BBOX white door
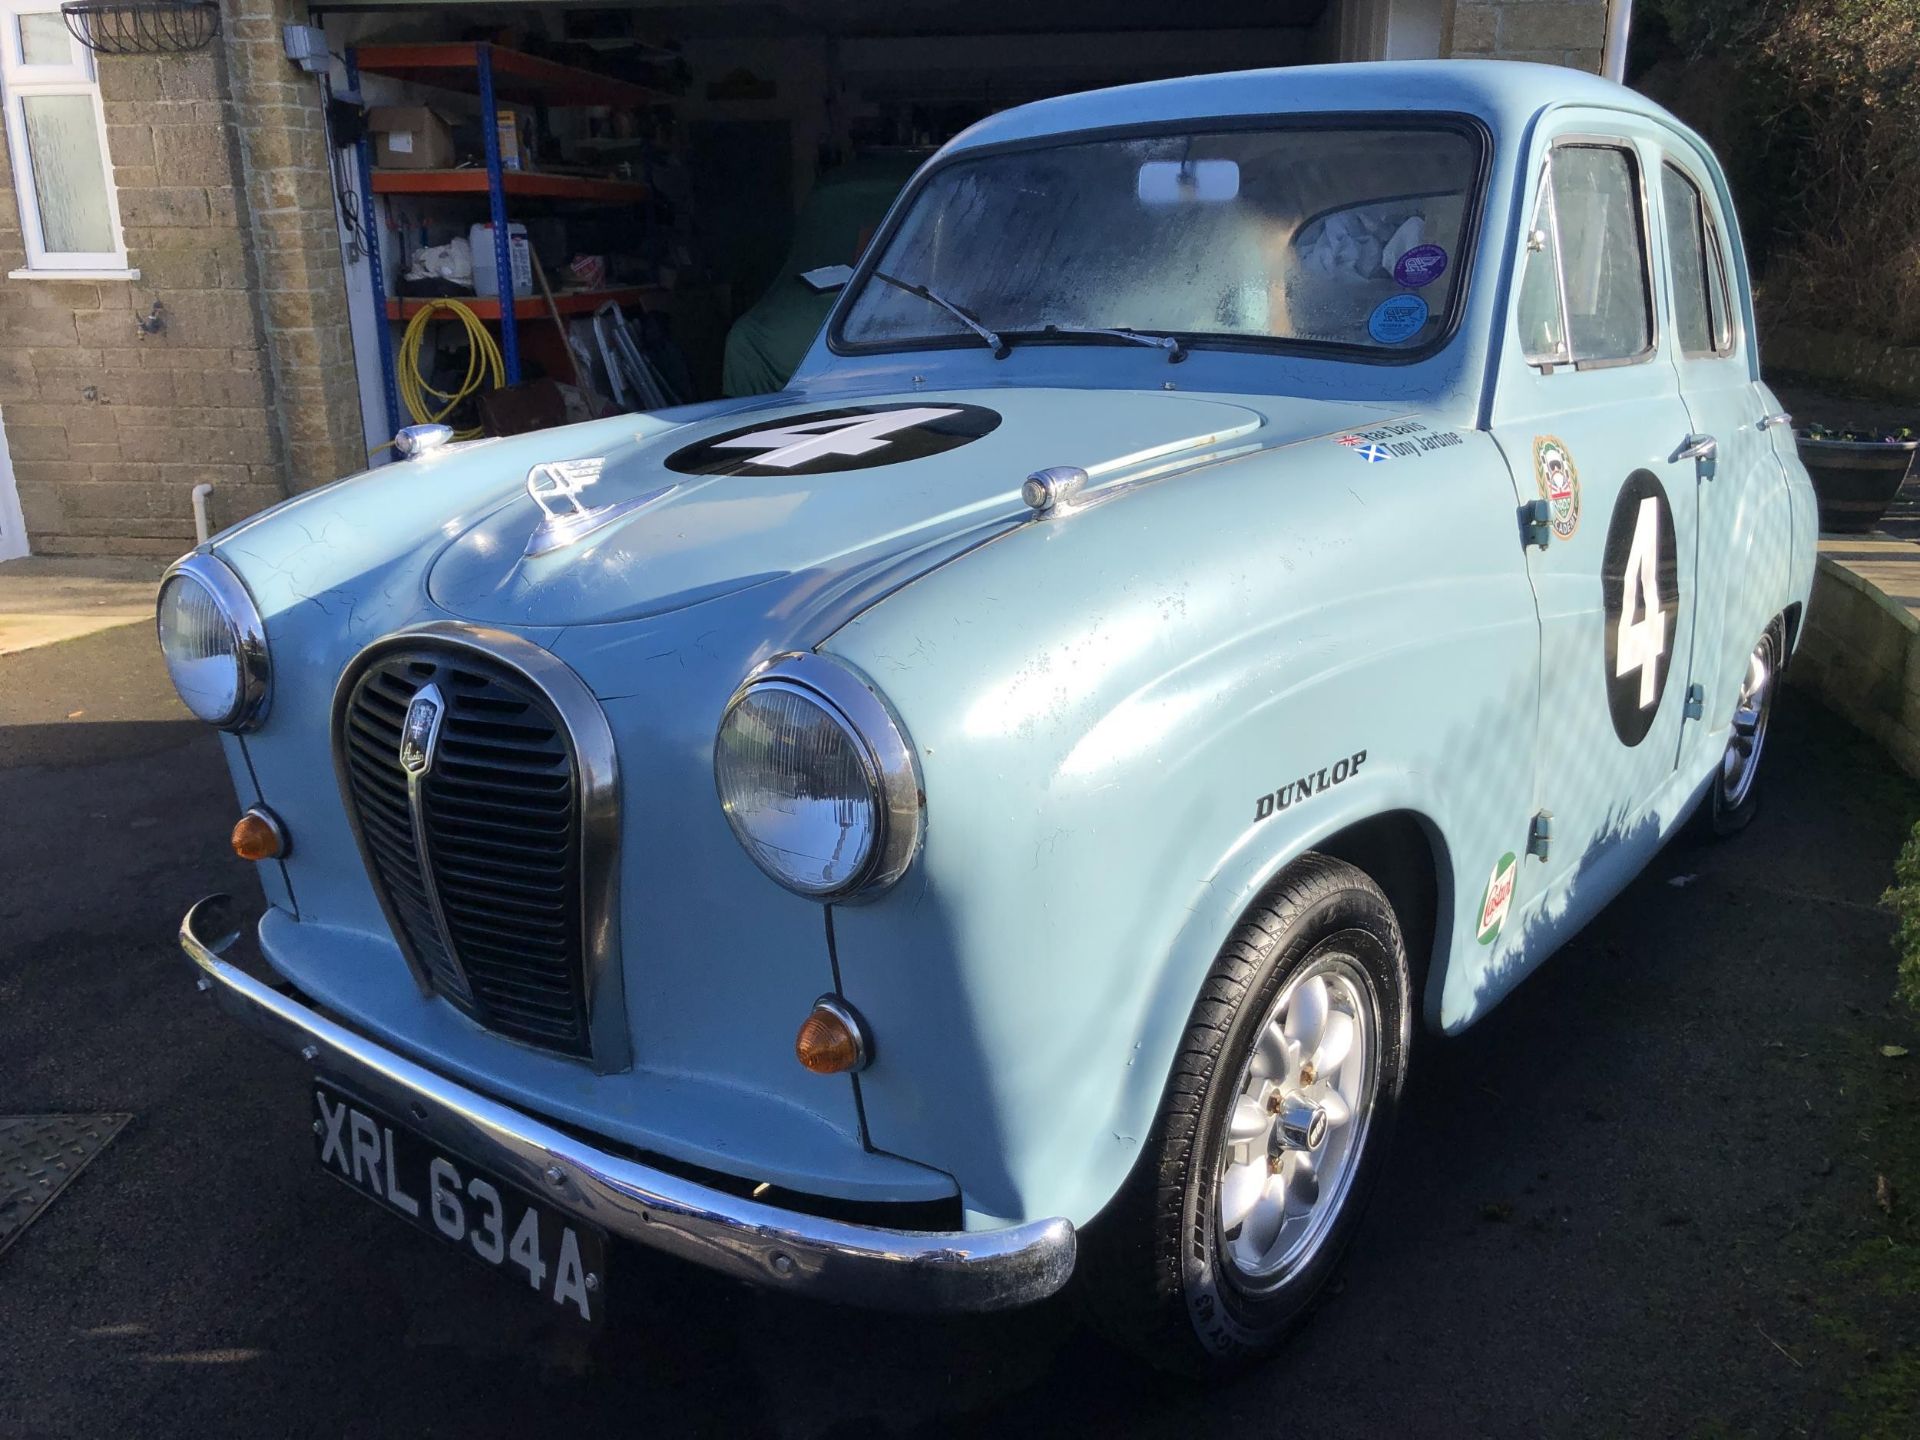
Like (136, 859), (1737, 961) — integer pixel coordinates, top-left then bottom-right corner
(0, 410), (28, 560)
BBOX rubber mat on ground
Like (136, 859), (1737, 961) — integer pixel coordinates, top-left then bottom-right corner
(0, 1114), (131, 1259)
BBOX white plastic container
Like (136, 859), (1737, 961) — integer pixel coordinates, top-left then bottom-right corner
(469, 222), (532, 299)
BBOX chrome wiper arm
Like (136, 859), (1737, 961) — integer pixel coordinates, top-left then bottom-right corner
(872, 271), (1010, 358)
(1023, 324), (1188, 363)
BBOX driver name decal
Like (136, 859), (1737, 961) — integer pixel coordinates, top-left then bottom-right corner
(1334, 421), (1462, 462)
(666, 402), (1002, 476)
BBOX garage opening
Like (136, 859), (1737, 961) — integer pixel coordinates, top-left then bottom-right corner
(310, 0), (1356, 454)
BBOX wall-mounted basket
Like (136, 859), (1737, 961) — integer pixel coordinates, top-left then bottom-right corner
(60, 0), (220, 56)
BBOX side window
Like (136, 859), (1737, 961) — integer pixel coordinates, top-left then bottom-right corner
(1517, 176), (1568, 365)
(1661, 165), (1714, 354)
(1661, 162), (1735, 357)
(1702, 212), (1735, 355)
(1519, 142), (1654, 369)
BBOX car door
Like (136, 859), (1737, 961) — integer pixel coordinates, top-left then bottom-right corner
(1489, 116), (1703, 940)
(1654, 148), (1795, 765)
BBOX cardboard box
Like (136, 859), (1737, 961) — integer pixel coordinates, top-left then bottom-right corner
(495, 109), (529, 171)
(367, 106), (455, 170)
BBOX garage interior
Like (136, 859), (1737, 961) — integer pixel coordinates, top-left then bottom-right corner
(309, 1), (1347, 456)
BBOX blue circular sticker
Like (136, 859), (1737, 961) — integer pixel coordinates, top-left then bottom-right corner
(1392, 243), (1449, 288)
(1368, 293), (1430, 345)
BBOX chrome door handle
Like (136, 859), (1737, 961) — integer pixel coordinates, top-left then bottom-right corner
(1757, 411), (1793, 431)
(1672, 433), (1718, 463)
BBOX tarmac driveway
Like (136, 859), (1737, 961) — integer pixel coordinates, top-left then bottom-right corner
(2, 624), (1916, 1438)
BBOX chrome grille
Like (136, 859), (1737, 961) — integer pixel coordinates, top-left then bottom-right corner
(337, 646), (591, 1056)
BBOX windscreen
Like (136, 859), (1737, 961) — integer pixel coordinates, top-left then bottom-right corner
(837, 123), (1482, 357)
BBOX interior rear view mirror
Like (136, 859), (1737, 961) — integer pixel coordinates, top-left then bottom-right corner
(1137, 159), (1240, 205)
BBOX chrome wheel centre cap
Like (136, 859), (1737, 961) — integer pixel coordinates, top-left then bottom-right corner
(1275, 1095), (1328, 1153)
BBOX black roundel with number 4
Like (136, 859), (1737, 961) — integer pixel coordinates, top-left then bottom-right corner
(664, 403), (1002, 476)
(1601, 471), (1681, 747)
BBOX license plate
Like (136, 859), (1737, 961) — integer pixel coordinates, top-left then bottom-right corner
(311, 1081), (606, 1325)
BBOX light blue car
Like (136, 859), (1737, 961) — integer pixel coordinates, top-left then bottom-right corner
(163, 60), (1815, 1374)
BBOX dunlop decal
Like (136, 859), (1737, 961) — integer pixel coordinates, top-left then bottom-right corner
(1253, 749), (1368, 823)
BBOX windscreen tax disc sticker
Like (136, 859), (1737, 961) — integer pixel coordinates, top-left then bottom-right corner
(1368, 294), (1429, 345)
(665, 402), (1001, 476)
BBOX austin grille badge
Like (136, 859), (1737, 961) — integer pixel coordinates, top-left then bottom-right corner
(398, 684), (444, 776)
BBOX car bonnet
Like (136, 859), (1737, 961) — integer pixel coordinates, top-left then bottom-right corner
(425, 388), (1275, 628)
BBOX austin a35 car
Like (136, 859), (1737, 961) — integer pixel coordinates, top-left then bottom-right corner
(163, 61), (1815, 1372)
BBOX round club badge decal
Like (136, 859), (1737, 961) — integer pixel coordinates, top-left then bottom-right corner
(1392, 243), (1449, 289)
(665, 402), (1001, 476)
(1533, 435), (1580, 540)
(1367, 293), (1429, 345)
(1602, 471), (1680, 747)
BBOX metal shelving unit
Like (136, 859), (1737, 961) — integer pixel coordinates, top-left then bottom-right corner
(347, 42), (667, 439)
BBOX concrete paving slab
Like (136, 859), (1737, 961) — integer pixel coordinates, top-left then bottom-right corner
(0, 556), (161, 657)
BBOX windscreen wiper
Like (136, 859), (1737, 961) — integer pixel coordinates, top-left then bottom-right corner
(1013, 324), (1189, 363)
(872, 271), (1010, 358)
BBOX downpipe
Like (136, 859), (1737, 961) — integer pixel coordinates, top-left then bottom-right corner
(191, 483), (213, 544)
(1602, 0), (1634, 83)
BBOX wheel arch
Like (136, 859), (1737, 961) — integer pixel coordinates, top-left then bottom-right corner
(1313, 809), (1448, 1028)
(1780, 599), (1804, 664)
(1097, 792), (1459, 1223)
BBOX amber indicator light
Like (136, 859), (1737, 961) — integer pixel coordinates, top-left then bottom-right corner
(795, 999), (867, 1074)
(231, 808), (285, 861)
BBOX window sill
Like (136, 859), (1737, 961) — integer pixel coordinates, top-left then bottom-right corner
(8, 266), (140, 282)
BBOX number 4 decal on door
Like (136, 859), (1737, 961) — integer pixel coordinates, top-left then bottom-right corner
(1601, 471), (1680, 747)
(1615, 496), (1668, 708)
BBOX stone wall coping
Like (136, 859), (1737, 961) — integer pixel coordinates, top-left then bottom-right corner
(1816, 539), (1920, 635)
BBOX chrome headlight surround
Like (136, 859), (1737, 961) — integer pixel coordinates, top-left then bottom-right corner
(714, 651), (923, 902)
(155, 552), (270, 731)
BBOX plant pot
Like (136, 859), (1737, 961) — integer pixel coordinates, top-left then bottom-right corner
(1795, 435), (1919, 533)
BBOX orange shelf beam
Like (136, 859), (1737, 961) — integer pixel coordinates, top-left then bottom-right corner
(352, 43), (668, 109)
(371, 169), (649, 203)
(385, 287), (667, 321)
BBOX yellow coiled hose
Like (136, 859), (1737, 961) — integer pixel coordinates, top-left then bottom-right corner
(398, 299), (504, 440)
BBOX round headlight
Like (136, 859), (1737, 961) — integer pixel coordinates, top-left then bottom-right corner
(156, 554), (269, 730)
(714, 653), (921, 900)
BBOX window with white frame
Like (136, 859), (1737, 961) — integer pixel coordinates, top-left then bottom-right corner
(0, 4), (129, 274)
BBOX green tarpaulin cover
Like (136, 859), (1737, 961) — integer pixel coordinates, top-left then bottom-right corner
(722, 156), (920, 397)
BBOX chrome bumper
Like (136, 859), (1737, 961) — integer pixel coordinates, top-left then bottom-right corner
(180, 896), (1075, 1313)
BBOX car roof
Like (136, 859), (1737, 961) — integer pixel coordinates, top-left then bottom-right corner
(941, 60), (1683, 155)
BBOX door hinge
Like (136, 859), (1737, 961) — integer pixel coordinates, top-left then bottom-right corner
(1521, 498), (1553, 550)
(1527, 810), (1553, 860)
(1684, 682), (1705, 720)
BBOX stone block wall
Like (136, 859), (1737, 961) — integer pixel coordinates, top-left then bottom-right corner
(1444, 0), (1609, 72)
(0, 3), (362, 560)
(1791, 549), (1920, 782)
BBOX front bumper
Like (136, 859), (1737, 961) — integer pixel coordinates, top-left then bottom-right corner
(181, 896), (1075, 1312)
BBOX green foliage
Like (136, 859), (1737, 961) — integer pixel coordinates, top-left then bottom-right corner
(1634, 0), (1920, 344)
(1883, 822), (1920, 1012)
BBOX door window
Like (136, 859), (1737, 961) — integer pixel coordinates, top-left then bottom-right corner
(1661, 163), (1734, 357)
(1517, 143), (1655, 368)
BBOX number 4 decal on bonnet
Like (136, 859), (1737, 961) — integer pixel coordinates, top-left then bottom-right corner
(665, 402), (1002, 476)
(1601, 471), (1680, 746)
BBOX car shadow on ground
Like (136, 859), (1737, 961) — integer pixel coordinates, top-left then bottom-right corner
(4, 630), (1918, 1439)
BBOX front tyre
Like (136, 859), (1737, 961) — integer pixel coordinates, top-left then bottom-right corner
(1080, 855), (1410, 1375)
